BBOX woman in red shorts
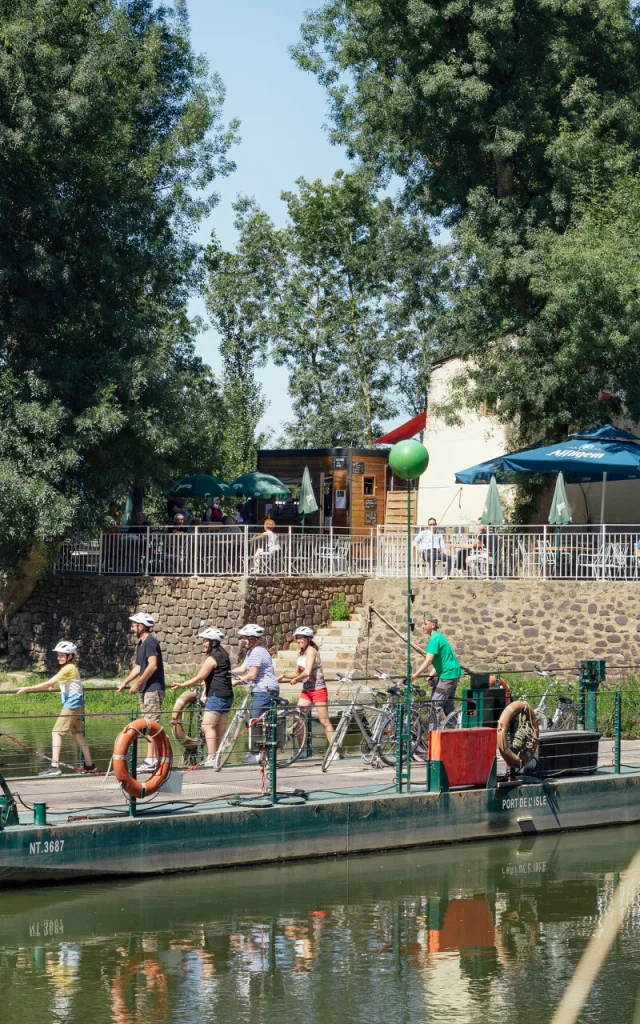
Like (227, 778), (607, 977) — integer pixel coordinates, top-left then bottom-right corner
(279, 626), (335, 750)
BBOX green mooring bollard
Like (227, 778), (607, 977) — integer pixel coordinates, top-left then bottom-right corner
(580, 659), (605, 733)
(614, 690), (622, 774)
(33, 802), (47, 826)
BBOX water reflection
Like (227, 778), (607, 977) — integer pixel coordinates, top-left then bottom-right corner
(1, 827), (639, 1024)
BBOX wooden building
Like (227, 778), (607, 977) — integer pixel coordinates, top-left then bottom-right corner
(257, 447), (391, 531)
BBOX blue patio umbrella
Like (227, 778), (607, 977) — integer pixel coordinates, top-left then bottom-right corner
(455, 426), (640, 522)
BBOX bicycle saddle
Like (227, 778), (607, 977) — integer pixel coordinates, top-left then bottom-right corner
(557, 695), (572, 704)
(387, 686), (403, 696)
(412, 686), (426, 696)
(272, 696), (289, 707)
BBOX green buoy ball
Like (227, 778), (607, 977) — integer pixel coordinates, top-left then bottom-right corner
(388, 439), (429, 481)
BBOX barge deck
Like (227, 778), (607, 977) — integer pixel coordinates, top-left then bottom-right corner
(1, 745), (639, 885)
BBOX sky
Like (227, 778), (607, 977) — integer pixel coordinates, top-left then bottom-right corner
(186, 0), (350, 439)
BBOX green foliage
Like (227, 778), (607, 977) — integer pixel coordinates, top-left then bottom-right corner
(294, 0), (640, 447)
(204, 175), (442, 448)
(329, 594), (351, 621)
(0, 0), (238, 572)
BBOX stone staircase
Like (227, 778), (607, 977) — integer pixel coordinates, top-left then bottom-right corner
(272, 610), (363, 696)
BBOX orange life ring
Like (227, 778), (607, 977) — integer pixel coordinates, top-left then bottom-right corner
(170, 689), (199, 752)
(496, 701), (539, 770)
(113, 719), (172, 798)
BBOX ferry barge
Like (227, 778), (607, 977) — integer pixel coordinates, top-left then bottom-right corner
(1, 756), (639, 886)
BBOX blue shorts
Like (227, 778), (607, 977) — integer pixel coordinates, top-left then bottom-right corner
(204, 694), (233, 714)
(251, 690), (277, 716)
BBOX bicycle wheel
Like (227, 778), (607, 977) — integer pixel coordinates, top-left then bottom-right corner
(277, 709), (308, 766)
(413, 702), (438, 760)
(554, 705), (579, 731)
(322, 714), (349, 772)
(213, 712), (246, 770)
(442, 708), (462, 730)
(378, 709), (422, 767)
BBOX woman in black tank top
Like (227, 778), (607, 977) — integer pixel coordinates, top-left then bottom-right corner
(170, 627), (233, 766)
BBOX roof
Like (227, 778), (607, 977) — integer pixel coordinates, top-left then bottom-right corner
(258, 447), (388, 459)
(374, 411), (427, 445)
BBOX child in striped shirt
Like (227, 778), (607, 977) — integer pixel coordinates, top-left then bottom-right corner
(17, 641), (96, 777)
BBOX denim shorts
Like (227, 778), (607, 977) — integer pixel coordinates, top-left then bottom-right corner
(251, 690), (277, 716)
(205, 694), (233, 714)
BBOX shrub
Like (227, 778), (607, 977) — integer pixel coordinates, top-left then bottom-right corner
(329, 595), (350, 621)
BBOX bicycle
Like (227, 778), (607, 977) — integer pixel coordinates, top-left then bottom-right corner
(213, 683), (308, 770)
(530, 666), (580, 731)
(321, 675), (423, 772)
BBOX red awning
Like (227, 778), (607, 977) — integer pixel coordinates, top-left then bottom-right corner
(374, 410), (427, 445)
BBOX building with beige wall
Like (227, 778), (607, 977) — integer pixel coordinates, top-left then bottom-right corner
(417, 358), (640, 526)
(417, 358), (514, 526)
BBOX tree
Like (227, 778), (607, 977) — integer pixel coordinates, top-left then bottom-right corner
(0, 0), (237, 579)
(204, 198), (276, 479)
(294, 1), (640, 442)
(272, 171), (398, 446)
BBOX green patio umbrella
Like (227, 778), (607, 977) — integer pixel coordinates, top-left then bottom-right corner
(171, 474), (231, 498)
(228, 472), (291, 499)
(480, 475), (506, 525)
(298, 465), (318, 533)
(548, 471), (572, 525)
(548, 471), (572, 573)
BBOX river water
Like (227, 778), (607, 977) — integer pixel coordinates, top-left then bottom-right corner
(1, 826), (639, 1024)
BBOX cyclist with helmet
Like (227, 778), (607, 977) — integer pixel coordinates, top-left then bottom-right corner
(278, 627), (335, 748)
(235, 624), (280, 761)
(16, 641), (97, 777)
(118, 612), (165, 772)
(170, 628), (233, 766)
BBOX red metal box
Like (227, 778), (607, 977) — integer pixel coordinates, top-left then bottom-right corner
(428, 727), (497, 787)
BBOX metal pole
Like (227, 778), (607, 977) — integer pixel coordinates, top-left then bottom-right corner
(269, 703), (277, 804)
(128, 720), (137, 818)
(288, 525), (292, 577)
(395, 702), (404, 795)
(600, 471), (607, 524)
(243, 526), (249, 578)
(99, 531), (104, 575)
(144, 524), (150, 576)
(614, 690), (621, 774)
(405, 484), (412, 792)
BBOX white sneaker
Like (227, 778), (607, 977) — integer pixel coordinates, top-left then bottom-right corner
(136, 759), (157, 773)
(243, 753), (259, 764)
(204, 755), (217, 768)
(326, 749), (341, 764)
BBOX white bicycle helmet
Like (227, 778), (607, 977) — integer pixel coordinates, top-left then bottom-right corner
(293, 626), (315, 638)
(52, 641), (78, 655)
(129, 612), (156, 630)
(199, 627), (225, 643)
(238, 623), (264, 638)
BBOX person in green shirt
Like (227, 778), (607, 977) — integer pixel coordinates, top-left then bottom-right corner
(410, 613), (462, 720)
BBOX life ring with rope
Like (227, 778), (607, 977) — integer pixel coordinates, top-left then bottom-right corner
(170, 689), (200, 752)
(113, 719), (172, 798)
(496, 701), (539, 770)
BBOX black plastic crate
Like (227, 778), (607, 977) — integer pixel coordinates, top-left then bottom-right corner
(532, 730), (601, 777)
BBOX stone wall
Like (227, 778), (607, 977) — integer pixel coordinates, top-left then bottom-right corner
(356, 578), (640, 678)
(6, 575), (364, 676)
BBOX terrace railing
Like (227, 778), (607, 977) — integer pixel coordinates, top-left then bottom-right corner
(54, 524), (640, 580)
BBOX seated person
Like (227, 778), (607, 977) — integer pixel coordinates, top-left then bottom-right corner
(250, 518), (280, 571)
(456, 520), (487, 571)
(413, 518), (452, 577)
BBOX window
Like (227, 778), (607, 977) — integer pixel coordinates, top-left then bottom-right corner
(364, 477), (375, 495)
